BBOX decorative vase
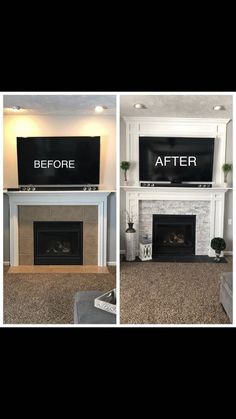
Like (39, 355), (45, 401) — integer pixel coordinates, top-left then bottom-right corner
(126, 222), (135, 233)
(125, 223), (136, 261)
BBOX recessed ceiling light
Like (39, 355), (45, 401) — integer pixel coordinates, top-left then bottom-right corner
(213, 105), (225, 111)
(95, 105), (107, 113)
(12, 106), (23, 111)
(133, 103), (146, 109)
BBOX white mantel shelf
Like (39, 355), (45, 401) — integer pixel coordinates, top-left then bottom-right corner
(7, 190), (113, 267)
(5, 188), (115, 195)
(121, 186), (232, 192)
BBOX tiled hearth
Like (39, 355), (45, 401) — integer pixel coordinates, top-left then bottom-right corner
(7, 191), (110, 268)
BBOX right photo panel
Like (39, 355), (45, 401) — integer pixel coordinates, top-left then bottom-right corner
(120, 94), (233, 325)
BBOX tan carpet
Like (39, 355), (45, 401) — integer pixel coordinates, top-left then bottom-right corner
(120, 259), (232, 324)
(4, 266), (116, 324)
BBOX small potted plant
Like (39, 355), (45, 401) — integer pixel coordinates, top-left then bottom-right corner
(222, 163), (232, 187)
(120, 161), (131, 185)
(210, 237), (226, 262)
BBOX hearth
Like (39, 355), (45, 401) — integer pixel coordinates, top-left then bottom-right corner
(152, 215), (196, 256)
(34, 221), (83, 265)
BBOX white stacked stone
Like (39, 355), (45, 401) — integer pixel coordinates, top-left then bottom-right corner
(139, 200), (211, 255)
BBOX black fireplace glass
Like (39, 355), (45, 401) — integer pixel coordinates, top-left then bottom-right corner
(153, 215), (196, 256)
(34, 221), (83, 265)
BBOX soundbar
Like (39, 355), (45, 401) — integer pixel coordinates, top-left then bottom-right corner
(7, 186), (99, 191)
(140, 183), (212, 188)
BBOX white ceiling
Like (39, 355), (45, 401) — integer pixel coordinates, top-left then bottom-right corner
(3, 95), (116, 116)
(120, 95), (233, 118)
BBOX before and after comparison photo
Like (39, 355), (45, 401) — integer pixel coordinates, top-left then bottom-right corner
(1, 93), (234, 327)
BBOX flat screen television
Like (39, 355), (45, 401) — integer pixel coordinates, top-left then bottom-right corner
(139, 137), (215, 183)
(17, 136), (100, 186)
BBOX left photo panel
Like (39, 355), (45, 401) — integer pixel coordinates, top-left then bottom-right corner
(3, 95), (117, 325)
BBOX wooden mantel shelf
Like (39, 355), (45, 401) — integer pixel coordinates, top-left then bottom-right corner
(8, 265), (109, 274)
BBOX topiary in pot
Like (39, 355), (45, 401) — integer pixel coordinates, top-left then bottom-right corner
(120, 161), (131, 183)
(210, 237), (226, 262)
(222, 163), (232, 185)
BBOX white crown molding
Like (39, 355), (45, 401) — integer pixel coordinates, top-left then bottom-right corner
(123, 117), (231, 124)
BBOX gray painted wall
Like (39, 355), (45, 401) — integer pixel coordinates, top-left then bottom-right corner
(3, 192), (116, 263)
(107, 192), (116, 262)
(223, 120), (233, 251)
(3, 194), (10, 261)
(120, 118), (126, 250)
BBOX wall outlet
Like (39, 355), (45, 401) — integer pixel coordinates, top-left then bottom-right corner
(228, 219), (232, 225)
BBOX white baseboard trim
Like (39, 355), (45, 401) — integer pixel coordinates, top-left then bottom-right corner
(120, 250), (125, 255)
(107, 261), (116, 266)
(4, 261), (10, 266)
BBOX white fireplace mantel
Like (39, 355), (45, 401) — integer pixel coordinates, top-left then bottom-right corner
(7, 190), (112, 267)
(124, 187), (229, 257)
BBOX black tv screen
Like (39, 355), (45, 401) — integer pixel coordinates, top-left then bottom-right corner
(17, 136), (100, 186)
(139, 137), (215, 183)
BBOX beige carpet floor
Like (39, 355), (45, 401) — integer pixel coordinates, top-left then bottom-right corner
(120, 259), (233, 324)
(4, 266), (116, 324)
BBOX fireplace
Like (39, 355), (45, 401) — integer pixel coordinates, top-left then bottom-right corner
(34, 221), (83, 265)
(152, 215), (196, 256)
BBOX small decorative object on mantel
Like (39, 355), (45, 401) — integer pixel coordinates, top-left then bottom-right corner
(120, 161), (131, 186)
(139, 235), (152, 261)
(222, 163), (232, 187)
(210, 237), (226, 262)
(125, 210), (136, 261)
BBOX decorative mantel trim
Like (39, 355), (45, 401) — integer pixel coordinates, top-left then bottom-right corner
(125, 188), (229, 257)
(7, 191), (110, 267)
(122, 117), (231, 187)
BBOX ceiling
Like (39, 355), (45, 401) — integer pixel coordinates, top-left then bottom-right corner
(120, 95), (232, 119)
(3, 95), (116, 116)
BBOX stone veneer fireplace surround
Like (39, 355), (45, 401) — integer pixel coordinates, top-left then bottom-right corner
(126, 188), (228, 257)
(142, 202), (206, 256)
(7, 191), (111, 267)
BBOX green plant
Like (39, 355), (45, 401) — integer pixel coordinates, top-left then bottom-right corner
(222, 163), (232, 183)
(211, 237), (226, 260)
(120, 161), (130, 181)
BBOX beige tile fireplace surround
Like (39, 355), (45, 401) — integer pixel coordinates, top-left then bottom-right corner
(7, 190), (111, 271)
(19, 205), (98, 265)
